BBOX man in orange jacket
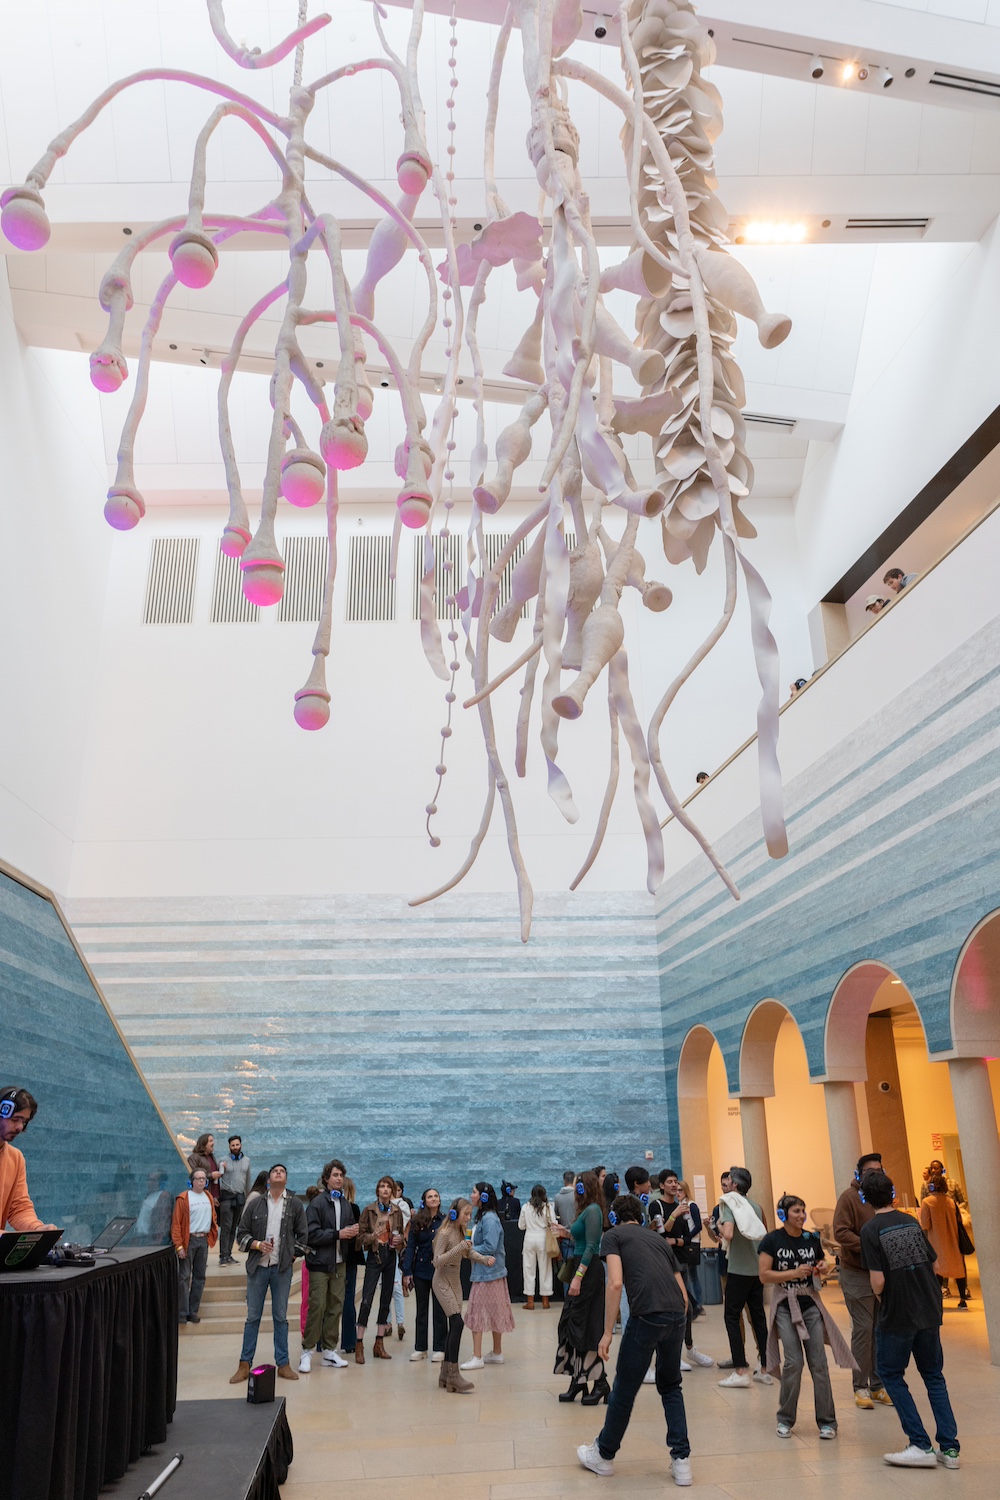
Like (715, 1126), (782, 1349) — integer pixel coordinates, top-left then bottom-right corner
(171, 1167), (219, 1324)
(0, 1086), (56, 1231)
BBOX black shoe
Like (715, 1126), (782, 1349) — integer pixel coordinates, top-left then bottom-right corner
(558, 1378), (587, 1403)
(187, 1315), (201, 1324)
(581, 1375), (611, 1406)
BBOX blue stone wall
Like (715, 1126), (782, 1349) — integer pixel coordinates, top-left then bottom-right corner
(0, 867), (188, 1244)
(67, 890), (669, 1202)
(655, 611), (1000, 1149)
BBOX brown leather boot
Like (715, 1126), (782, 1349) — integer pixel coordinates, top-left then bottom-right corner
(439, 1361), (449, 1388)
(542, 1297), (550, 1309)
(446, 1361), (475, 1393)
(276, 1364), (298, 1380)
(354, 1341), (365, 1365)
(229, 1361), (251, 1384)
(525, 1296), (535, 1310)
(373, 1336), (392, 1359)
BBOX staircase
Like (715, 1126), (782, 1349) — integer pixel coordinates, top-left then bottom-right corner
(180, 1255), (302, 1336)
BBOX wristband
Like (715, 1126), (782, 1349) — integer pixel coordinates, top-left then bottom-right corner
(574, 1269), (585, 1279)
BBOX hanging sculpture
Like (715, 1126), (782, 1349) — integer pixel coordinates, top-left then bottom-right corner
(1, 0), (792, 940)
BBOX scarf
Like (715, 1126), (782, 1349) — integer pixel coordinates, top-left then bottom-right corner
(765, 1284), (858, 1377)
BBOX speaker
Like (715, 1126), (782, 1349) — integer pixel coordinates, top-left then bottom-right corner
(247, 1363), (275, 1404)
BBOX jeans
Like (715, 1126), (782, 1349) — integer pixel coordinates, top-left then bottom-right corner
(358, 1248), (397, 1333)
(775, 1299), (836, 1429)
(724, 1272), (767, 1369)
(684, 1265), (703, 1308)
(876, 1325), (959, 1453)
(391, 1261), (406, 1327)
(218, 1194), (244, 1261)
(177, 1237), (208, 1318)
(341, 1261), (358, 1350)
(839, 1263), (884, 1391)
(413, 1276), (448, 1352)
(241, 1263), (293, 1369)
(597, 1311), (690, 1461)
(302, 1262), (346, 1351)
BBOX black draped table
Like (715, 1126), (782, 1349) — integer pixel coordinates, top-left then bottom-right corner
(0, 1246), (177, 1500)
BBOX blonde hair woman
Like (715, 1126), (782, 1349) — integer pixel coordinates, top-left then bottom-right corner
(432, 1198), (494, 1393)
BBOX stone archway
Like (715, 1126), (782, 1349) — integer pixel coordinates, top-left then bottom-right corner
(677, 1025), (719, 1211)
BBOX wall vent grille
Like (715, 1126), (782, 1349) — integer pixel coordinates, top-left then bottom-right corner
(845, 217), (929, 231)
(482, 532), (528, 616)
(347, 534), (395, 621)
(279, 535), (328, 623)
(744, 411), (797, 430)
(929, 69), (1000, 99)
(143, 537), (199, 624)
(412, 534), (463, 619)
(210, 550), (259, 624)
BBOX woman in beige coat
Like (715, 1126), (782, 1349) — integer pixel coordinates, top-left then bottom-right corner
(919, 1179), (970, 1308)
(432, 1198), (494, 1393)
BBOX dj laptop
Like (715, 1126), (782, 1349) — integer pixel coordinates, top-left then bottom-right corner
(0, 1228), (63, 1270)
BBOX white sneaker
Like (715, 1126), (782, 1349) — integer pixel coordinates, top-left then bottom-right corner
(297, 1350), (312, 1373)
(680, 1359), (692, 1372)
(484, 1352), (505, 1364)
(688, 1348), (714, 1367)
(718, 1371), (750, 1388)
(643, 1365), (657, 1384)
(577, 1442), (614, 1477)
(753, 1367), (774, 1385)
(776, 1422), (792, 1438)
(409, 1350), (427, 1361)
(460, 1356), (484, 1370)
(936, 1449), (961, 1470)
(321, 1349), (347, 1367)
(671, 1456), (693, 1487)
(430, 1351), (445, 1363)
(819, 1426), (836, 1440)
(884, 1446), (937, 1468)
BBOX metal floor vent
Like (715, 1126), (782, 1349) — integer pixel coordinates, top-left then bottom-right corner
(412, 533), (463, 619)
(346, 534), (395, 622)
(143, 538), (199, 624)
(210, 550), (259, 623)
(929, 70), (1000, 99)
(279, 535), (329, 623)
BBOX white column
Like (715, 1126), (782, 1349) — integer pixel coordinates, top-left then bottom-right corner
(823, 1080), (863, 1197)
(739, 1095), (775, 1228)
(948, 1056), (1000, 1364)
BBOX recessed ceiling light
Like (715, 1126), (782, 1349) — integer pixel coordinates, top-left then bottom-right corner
(742, 221), (807, 245)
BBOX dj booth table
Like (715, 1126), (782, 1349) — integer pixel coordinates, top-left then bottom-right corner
(0, 1246), (177, 1500)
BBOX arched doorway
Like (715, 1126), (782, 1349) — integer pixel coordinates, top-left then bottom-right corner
(677, 1025), (741, 1218)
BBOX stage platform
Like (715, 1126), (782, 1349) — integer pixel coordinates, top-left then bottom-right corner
(104, 1399), (292, 1500)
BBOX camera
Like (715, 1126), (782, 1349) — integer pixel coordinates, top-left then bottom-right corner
(878, 1080), (891, 1094)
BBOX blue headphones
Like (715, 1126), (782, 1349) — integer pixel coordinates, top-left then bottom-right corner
(449, 1208), (458, 1221)
(0, 1090), (19, 1122)
(639, 1193), (650, 1206)
(480, 1190), (489, 1204)
(576, 1181), (585, 1195)
(378, 1201), (389, 1213)
(608, 1209), (618, 1225)
(777, 1207), (786, 1222)
(330, 1189), (342, 1199)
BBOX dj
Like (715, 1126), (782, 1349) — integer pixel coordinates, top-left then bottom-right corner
(0, 1086), (56, 1231)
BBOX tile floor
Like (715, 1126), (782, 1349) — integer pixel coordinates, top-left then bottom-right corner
(178, 1278), (999, 1497)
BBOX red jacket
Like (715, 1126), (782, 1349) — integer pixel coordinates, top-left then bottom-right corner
(171, 1191), (219, 1254)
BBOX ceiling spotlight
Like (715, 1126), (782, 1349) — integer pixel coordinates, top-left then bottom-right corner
(841, 61), (856, 83)
(857, 64), (870, 81)
(742, 221), (808, 245)
(594, 13), (609, 38)
(880, 66), (894, 88)
(809, 55), (824, 79)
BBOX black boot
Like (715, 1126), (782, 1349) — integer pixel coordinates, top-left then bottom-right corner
(558, 1376), (587, 1403)
(581, 1374), (611, 1405)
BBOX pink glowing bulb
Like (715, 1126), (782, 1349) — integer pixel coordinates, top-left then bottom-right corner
(104, 489), (144, 530)
(168, 233), (218, 290)
(240, 560), (285, 606)
(320, 416), (368, 471)
(90, 353), (127, 393)
(397, 488), (432, 529)
(220, 526), (251, 558)
(293, 691), (331, 730)
(279, 451), (326, 508)
(0, 189), (50, 251)
(396, 151), (430, 197)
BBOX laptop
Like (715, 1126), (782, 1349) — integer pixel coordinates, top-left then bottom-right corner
(0, 1228), (63, 1271)
(87, 1216), (136, 1254)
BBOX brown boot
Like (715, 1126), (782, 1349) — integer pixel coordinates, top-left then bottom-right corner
(439, 1361), (449, 1388)
(373, 1336), (392, 1359)
(229, 1361), (251, 1384)
(542, 1297), (550, 1309)
(354, 1342), (365, 1365)
(525, 1296), (535, 1310)
(446, 1361), (475, 1393)
(276, 1364), (299, 1380)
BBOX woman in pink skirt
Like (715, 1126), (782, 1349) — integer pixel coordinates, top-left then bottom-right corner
(460, 1181), (515, 1370)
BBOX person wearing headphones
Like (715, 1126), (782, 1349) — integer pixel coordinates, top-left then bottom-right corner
(0, 1087), (56, 1231)
(432, 1197), (494, 1392)
(355, 1174), (405, 1364)
(833, 1152), (893, 1410)
(759, 1194), (854, 1440)
(461, 1181), (514, 1369)
(170, 1167), (218, 1323)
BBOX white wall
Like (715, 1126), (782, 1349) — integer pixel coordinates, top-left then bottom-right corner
(0, 262), (113, 891)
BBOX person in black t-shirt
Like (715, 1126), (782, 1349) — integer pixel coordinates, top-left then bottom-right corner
(859, 1169), (960, 1470)
(576, 1194), (693, 1487)
(759, 1195), (836, 1439)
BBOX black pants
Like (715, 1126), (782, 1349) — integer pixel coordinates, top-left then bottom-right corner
(218, 1194), (244, 1260)
(724, 1272), (768, 1368)
(414, 1276), (448, 1352)
(358, 1249), (397, 1333)
(444, 1312), (465, 1363)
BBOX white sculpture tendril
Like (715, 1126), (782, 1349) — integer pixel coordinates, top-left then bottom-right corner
(2, 0), (792, 941)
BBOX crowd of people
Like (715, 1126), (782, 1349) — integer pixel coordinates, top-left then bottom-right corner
(166, 1136), (969, 1484)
